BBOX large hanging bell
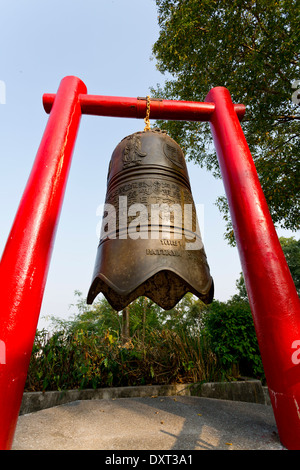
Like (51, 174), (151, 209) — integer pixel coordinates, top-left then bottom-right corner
(87, 129), (213, 311)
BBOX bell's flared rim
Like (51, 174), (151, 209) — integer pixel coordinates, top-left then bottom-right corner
(87, 267), (214, 311)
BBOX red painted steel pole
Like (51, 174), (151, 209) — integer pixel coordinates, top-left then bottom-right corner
(0, 76), (87, 449)
(206, 86), (300, 450)
(43, 93), (245, 121)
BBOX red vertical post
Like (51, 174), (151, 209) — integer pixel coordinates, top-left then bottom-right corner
(0, 76), (87, 449)
(206, 86), (300, 450)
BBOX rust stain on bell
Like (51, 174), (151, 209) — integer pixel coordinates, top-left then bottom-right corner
(87, 129), (214, 311)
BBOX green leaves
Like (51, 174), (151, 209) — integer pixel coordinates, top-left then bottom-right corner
(203, 300), (265, 378)
(279, 236), (300, 294)
(152, 0), (300, 241)
(26, 291), (269, 392)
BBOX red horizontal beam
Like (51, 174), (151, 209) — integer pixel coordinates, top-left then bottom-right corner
(43, 93), (246, 122)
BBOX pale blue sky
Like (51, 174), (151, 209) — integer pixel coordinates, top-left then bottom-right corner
(0, 0), (297, 329)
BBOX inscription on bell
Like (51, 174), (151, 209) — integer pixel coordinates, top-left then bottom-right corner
(122, 134), (147, 167)
(160, 239), (182, 246)
(105, 179), (196, 233)
(163, 142), (184, 168)
(146, 248), (181, 257)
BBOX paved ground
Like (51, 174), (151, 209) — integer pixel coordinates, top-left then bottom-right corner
(12, 395), (287, 450)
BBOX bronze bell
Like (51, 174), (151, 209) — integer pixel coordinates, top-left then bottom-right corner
(87, 129), (213, 311)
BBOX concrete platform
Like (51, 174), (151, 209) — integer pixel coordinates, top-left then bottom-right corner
(12, 395), (287, 450)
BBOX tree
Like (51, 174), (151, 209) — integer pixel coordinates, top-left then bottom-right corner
(50, 290), (121, 337)
(232, 272), (249, 302)
(152, 0), (300, 244)
(203, 299), (264, 378)
(50, 292), (206, 343)
(279, 236), (300, 294)
(233, 236), (300, 300)
(121, 307), (130, 345)
(163, 292), (206, 332)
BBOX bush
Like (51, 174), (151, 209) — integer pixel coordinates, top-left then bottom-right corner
(25, 294), (265, 392)
(203, 300), (265, 380)
(25, 325), (226, 392)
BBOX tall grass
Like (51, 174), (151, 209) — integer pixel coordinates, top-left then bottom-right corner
(26, 294), (263, 392)
(25, 326), (231, 392)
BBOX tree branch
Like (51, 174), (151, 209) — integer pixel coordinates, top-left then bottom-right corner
(276, 116), (300, 122)
(270, 134), (298, 152)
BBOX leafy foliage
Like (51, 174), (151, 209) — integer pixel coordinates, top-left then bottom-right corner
(152, 0), (300, 244)
(31, 233), (300, 391)
(26, 318), (225, 392)
(203, 300), (264, 379)
(232, 236), (300, 301)
(279, 236), (300, 294)
(26, 285), (268, 391)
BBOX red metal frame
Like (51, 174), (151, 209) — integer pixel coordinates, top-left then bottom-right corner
(0, 76), (87, 449)
(206, 87), (300, 450)
(43, 92), (245, 121)
(0, 76), (299, 450)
